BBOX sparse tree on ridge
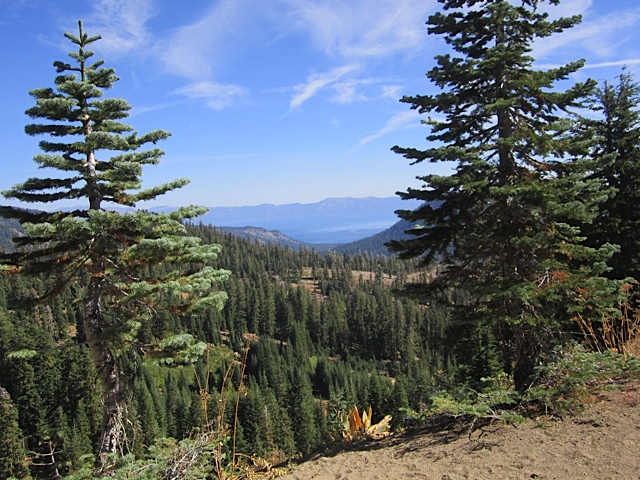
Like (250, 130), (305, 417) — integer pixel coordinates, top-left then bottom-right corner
(388, 0), (626, 391)
(0, 21), (229, 466)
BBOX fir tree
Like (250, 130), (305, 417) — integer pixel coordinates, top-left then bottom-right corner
(0, 387), (29, 479)
(262, 387), (296, 458)
(0, 22), (229, 465)
(237, 379), (268, 457)
(287, 366), (318, 455)
(132, 378), (160, 447)
(388, 381), (409, 431)
(388, 0), (624, 391)
(187, 390), (205, 434)
(578, 70), (640, 284)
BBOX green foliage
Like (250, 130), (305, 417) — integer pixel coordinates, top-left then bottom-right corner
(388, 0), (626, 392)
(577, 70), (640, 284)
(154, 334), (208, 365)
(65, 431), (227, 480)
(6, 349), (37, 360)
(388, 381), (409, 431)
(527, 346), (640, 413)
(0, 387), (30, 479)
(404, 373), (524, 427)
(0, 21), (229, 464)
(287, 366), (319, 455)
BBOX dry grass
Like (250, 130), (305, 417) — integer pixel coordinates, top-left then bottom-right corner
(576, 292), (640, 356)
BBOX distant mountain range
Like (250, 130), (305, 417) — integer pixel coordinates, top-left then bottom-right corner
(0, 217), (413, 257)
(0, 196), (421, 253)
(193, 196), (419, 244)
(213, 219), (416, 256)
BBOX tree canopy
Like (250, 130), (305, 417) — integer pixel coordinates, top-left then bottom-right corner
(0, 21), (229, 466)
(388, 0), (627, 391)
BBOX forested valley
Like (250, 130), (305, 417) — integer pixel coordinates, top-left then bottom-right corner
(0, 220), (456, 478)
(3, 0), (640, 478)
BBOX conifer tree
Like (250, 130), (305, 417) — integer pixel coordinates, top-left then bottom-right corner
(0, 21), (229, 465)
(187, 390), (205, 434)
(287, 366), (318, 455)
(389, 381), (409, 431)
(577, 70), (640, 283)
(0, 387), (29, 479)
(389, 0), (624, 390)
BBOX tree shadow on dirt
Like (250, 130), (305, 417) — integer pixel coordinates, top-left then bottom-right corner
(284, 413), (505, 468)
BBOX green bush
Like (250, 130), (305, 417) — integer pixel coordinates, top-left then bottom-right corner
(526, 346), (640, 413)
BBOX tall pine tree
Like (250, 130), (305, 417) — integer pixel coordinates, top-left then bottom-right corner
(0, 387), (29, 479)
(578, 70), (640, 283)
(0, 22), (229, 465)
(389, 0), (624, 391)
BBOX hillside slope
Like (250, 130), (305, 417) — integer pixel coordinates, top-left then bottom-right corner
(282, 384), (640, 479)
(334, 219), (414, 256)
(213, 226), (323, 250)
(0, 217), (20, 252)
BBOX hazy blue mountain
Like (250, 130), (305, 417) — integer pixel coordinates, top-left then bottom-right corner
(333, 219), (414, 256)
(0, 213), (412, 256)
(215, 220), (416, 256)
(193, 196), (418, 244)
(215, 226), (336, 250)
(1, 196), (419, 246)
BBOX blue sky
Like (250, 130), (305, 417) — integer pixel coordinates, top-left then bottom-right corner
(2, 0), (640, 208)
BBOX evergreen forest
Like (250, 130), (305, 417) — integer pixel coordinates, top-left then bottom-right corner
(0, 221), (449, 477)
(2, 1), (640, 478)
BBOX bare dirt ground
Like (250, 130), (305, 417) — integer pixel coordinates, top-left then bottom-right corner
(281, 384), (640, 480)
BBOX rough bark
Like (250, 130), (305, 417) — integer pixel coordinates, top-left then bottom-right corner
(83, 275), (126, 466)
(513, 322), (541, 393)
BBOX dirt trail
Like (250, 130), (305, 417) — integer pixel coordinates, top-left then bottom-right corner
(281, 386), (640, 480)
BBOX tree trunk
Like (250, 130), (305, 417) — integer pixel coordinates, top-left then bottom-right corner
(83, 275), (125, 466)
(513, 322), (540, 392)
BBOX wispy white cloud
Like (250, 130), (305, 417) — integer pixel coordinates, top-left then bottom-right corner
(84, 0), (438, 112)
(283, 0), (437, 59)
(278, 0), (437, 112)
(381, 85), (403, 101)
(290, 65), (358, 109)
(331, 79), (368, 104)
(333, 77), (398, 104)
(331, 79), (407, 104)
(129, 102), (177, 117)
(358, 110), (420, 146)
(582, 59), (640, 70)
(534, 4), (640, 62)
(158, 0), (264, 80)
(85, 0), (156, 56)
(172, 81), (247, 111)
(536, 0), (593, 19)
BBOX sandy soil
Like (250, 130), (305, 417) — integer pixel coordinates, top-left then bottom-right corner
(281, 385), (640, 480)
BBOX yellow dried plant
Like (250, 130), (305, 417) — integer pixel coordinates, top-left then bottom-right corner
(340, 406), (392, 441)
